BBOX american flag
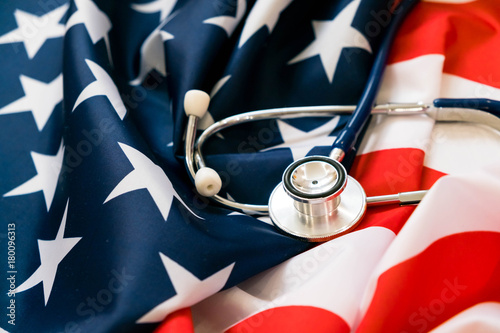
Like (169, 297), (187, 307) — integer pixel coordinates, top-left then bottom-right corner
(1, 0), (500, 332)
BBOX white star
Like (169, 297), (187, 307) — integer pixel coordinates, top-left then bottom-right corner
(197, 109), (216, 131)
(261, 117), (340, 161)
(0, 4), (69, 59)
(197, 75), (231, 131)
(229, 209), (272, 225)
(137, 252), (234, 323)
(210, 75), (231, 98)
(226, 193), (260, 216)
(131, 0), (177, 22)
(104, 142), (202, 220)
(288, 0), (371, 83)
(4, 142), (64, 211)
(66, 0), (113, 65)
(238, 0), (292, 47)
(0, 74), (62, 131)
(203, 0), (246, 37)
(15, 200), (82, 305)
(73, 59), (127, 120)
(129, 24), (175, 85)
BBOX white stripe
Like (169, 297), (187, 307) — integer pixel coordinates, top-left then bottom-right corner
(377, 54), (445, 104)
(430, 302), (500, 333)
(440, 74), (500, 100)
(359, 55), (443, 155)
(357, 114), (434, 155)
(424, 122), (500, 175)
(424, 74), (500, 175)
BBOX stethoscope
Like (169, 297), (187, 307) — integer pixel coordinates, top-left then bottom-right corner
(182, 0), (500, 242)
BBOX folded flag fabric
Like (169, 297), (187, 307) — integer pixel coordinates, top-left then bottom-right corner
(188, 0), (500, 332)
(1, 0), (500, 332)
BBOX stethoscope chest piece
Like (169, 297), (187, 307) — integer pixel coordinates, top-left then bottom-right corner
(269, 156), (367, 242)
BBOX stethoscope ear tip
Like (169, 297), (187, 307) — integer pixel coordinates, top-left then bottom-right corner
(195, 167), (222, 197)
(184, 90), (210, 118)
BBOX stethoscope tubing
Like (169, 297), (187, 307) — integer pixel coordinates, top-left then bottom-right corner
(331, 0), (420, 160)
(187, 98), (500, 214)
(192, 104), (428, 215)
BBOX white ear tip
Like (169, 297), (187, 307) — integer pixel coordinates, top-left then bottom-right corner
(195, 167), (222, 197)
(184, 90), (210, 118)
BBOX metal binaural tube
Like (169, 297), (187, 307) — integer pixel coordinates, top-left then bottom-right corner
(366, 190), (428, 206)
(190, 103), (431, 214)
(194, 103), (429, 170)
(184, 115), (199, 181)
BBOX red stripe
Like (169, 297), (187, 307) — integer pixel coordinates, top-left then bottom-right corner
(421, 166), (446, 190)
(352, 149), (447, 194)
(351, 149), (445, 234)
(154, 308), (194, 333)
(388, 0), (500, 88)
(226, 306), (350, 333)
(356, 231), (500, 333)
(351, 148), (426, 196)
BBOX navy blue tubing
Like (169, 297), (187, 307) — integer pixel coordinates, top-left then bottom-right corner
(332, 0), (420, 156)
(434, 98), (500, 118)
